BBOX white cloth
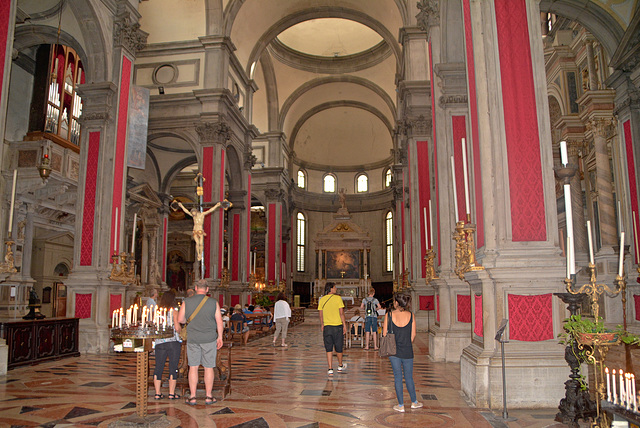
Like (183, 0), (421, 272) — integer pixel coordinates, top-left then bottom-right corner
(274, 300), (292, 320)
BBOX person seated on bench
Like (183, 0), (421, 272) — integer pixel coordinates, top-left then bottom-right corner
(231, 304), (250, 345)
(349, 309), (364, 336)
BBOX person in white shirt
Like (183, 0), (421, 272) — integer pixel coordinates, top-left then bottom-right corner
(349, 309), (364, 337)
(272, 292), (292, 347)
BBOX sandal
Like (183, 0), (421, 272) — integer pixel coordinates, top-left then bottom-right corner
(168, 393), (181, 400)
(205, 396), (216, 405)
(154, 394), (164, 400)
(185, 396), (197, 406)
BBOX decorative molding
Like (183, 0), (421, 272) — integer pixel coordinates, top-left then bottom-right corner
(264, 188), (284, 202)
(416, 0), (440, 33)
(195, 120), (232, 145)
(586, 117), (615, 138)
(244, 146), (257, 170)
(408, 115), (431, 136)
(79, 112), (111, 124)
(113, 16), (148, 54)
(439, 94), (468, 107)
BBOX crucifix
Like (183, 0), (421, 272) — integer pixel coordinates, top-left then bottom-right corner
(340, 270), (346, 278)
(171, 173), (232, 279)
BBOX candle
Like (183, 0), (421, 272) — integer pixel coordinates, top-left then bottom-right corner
(7, 169), (17, 234)
(563, 184), (575, 274)
(566, 236), (571, 279)
(450, 156), (459, 222)
(423, 207), (429, 250)
(560, 140), (568, 166)
(429, 200), (434, 248)
(626, 373), (631, 409)
(112, 310), (116, 327)
(131, 213), (137, 254)
(169, 308), (173, 326)
(621, 370), (626, 405)
(606, 367), (611, 402)
(613, 369), (618, 404)
(114, 207), (118, 254)
(633, 374), (637, 411)
(461, 138), (470, 216)
(587, 220), (594, 264)
(619, 232), (625, 277)
(634, 212), (639, 264)
(403, 243), (407, 268)
(618, 200), (623, 234)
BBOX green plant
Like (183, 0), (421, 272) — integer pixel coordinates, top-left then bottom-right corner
(254, 293), (274, 308)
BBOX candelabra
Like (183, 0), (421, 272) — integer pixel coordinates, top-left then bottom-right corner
(424, 248), (438, 284)
(0, 240), (17, 274)
(109, 252), (137, 285)
(565, 264), (622, 322)
(219, 267), (230, 289)
(453, 220), (484, 280)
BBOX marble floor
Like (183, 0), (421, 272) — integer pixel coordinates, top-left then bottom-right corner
(0, 316), (580, 428)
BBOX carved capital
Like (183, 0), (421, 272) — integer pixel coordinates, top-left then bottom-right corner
(195, 120), (232, 145)
(587, 118), (615, 138)
(416, 0), (440, 32)
(244, 146), (257, 170)
(408, 115), (431, 136)
(113, 16), (148, 53)
(264, 188), (284, 202)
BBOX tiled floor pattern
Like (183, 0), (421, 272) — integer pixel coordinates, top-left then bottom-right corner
(0, 318), (578, 427)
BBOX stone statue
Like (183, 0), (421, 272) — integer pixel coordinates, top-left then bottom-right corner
(338, 188), (347, 210)
(173, 200), (232, 261)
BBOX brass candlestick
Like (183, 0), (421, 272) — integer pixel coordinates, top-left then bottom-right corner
(109, 252), (137, 285)
(424, 248), (438, 284)
(453, 220), (484, 279)
(0, 240), (17, 273)
(565, 264), (622, 322)
(219, 267), (230, 288)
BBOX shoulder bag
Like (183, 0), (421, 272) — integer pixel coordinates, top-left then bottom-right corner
(379, 312), (396, 357)
(179, 296), (208, 341)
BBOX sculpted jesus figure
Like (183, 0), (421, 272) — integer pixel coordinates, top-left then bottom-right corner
(173, 200), (232, 261)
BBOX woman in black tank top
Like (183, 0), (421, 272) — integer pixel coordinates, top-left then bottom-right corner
(382, 292), (423, 412)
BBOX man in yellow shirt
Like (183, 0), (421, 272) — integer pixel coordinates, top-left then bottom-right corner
(318, 282), (347, 375)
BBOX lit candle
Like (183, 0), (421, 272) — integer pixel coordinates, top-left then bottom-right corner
(114, 207), (119, 254)
(626, 373), (631, 409)
(461, 138), (470, 216)
(560, 140), (568, 167)
(450, 156), (459, 222)
(619, 232), (625, 277)
(613, 369), (618, 404)
(112, 310), (116, 327)
(587, 220), (594, 265)
(7, 169), (17, 234)
(621, 370), (626, 405)
(131, 213), (137, 254)
(429, 200), (434, 248)
(606, 367), (611, 402)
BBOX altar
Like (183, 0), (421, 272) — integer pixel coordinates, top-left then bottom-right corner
(313, 192), (371, 300)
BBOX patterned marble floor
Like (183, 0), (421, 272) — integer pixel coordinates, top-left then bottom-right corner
(0, 316), (578, 428)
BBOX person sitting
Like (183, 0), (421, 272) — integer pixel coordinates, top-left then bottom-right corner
(349, 309), (364, 336)
(230, 304), (250, 345)
(253, 304), (265, 313)
(243, 304), (253, 314)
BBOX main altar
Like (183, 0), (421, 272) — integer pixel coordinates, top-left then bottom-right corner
(313, 191), (371, 300)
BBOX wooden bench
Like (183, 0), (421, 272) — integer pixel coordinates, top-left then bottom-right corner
(150, 341), (232, 400)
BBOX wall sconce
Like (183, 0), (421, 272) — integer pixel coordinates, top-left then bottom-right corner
(158, 86), (164, 94)
(38, 149), (52, 183)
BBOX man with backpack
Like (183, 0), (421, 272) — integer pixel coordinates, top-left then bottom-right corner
(360, 287), (381, 350)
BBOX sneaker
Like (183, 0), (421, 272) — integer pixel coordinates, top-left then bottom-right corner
(393, 404), (405, 412)
(338, 363), (347, 372)
(327, 369), (334, 375)
(411, 401), (423, 409)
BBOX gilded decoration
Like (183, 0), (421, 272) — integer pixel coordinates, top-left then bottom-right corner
(113, 16), (148, 53)
(332, 223), (352, 232)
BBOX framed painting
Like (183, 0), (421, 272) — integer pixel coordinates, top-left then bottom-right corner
(326, 250), (360, 279)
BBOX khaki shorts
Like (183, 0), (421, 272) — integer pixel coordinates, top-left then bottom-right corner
(186, 341), (217, 368)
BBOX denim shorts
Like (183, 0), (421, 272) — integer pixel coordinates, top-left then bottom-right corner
(365, 316), (378, 333)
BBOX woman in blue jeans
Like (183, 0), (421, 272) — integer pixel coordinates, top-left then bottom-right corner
(383, 292), (423, 412)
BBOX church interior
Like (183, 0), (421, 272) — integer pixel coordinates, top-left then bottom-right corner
(0, 0), (640, 426)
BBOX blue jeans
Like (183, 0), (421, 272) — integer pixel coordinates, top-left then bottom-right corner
(389, 356), (417, 406)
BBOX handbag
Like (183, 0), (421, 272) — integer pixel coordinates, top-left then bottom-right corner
(379, 312), (396, 357)
(179, 296), (208, 341)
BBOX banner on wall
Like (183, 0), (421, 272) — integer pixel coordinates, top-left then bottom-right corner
(127, 85), (149, 170)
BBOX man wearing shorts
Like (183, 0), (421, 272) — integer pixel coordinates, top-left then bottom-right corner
(318, 282), (347, 375)
(360, 287), (381, 350)
(177, 279), (223, 405)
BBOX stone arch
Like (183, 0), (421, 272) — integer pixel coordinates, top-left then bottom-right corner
(225, 144), (243, 191)
(539, 0), (624, 58)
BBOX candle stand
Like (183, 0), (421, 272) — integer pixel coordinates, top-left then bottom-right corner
(220, 267), (230, 288)
(554, 292), (597, 427)
(453, 220), (484, 280)
(109, 252), (137, 285)
(110, 325), (173, 424)
(0, 240), (17, 274)
(424, 248), (438, 284)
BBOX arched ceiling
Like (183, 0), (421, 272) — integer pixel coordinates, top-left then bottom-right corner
(228, 0), (403, 170)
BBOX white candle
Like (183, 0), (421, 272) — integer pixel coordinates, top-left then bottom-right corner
(626, 374), (631, 409)
(7, 169), (17, 234)
(587, 220), (594, 264)
(131, 213), (137, 254)
(606, 367), (611, 402)
(618, 200), (623, 234)
(560, 140), (568, 166)
(112, 310), (115, 327)
(566, 236), (571, 279)
(461, 138), (470, 216)
(613, 369), (618, 404)
(169, 308), (173, 326)
(619, 232), (625, 277)
(621, 370), (626, 405)
(429, 200), (434, 248)
(450, 156), (459, 222)
(563, 184), (575, 274)
(114, 207), (118, 254)
(423, 207), (429, 250)
(633, 374), (637, 411)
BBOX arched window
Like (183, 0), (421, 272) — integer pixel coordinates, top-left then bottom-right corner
(385, 211), (393, 272)
(384, 168), (392, 188)
(323, 173), (336, 193)
(296, 212), (306, 271)
(356, 173), (368, 193)
(297, 169), (306, 189)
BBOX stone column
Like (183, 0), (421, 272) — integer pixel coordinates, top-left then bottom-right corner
(586, 40), (598, 91)
(264, 188), (283, 286)
(589, 117), (617, 247)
